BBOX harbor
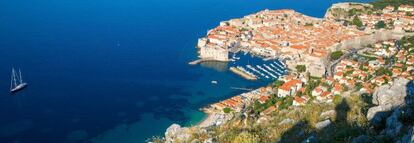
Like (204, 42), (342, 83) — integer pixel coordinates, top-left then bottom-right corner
(227, 52), (287, 81)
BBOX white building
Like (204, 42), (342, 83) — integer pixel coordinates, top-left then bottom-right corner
(399, 5), (414, 12)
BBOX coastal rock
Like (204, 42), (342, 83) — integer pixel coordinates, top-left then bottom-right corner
(279, 118), (294, 126)
(384, 109), (403, 137)
(320, 110), (336, 119)
(165, 124), (192, 143)
(199, 113), (232, 128)
(315, 119), (331, 130)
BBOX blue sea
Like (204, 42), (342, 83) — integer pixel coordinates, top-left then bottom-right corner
(0, 0), (372, 142)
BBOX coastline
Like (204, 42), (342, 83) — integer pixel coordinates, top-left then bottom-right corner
(161, 0), (414, 142)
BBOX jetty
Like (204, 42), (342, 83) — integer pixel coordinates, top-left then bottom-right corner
(229, 67), (257, 80)
(230, 87), (254, 91)
(188, 59), (205, 65)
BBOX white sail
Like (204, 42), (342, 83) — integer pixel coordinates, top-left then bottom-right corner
(19, 69), (23, 84)
(12, 68), (17, 87)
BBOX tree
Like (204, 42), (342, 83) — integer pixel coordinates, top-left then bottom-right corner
(296, 65), (306, 73)
(375, 21), (386, 29)
(274, 80), (285, 88)
(223, 107), (231, 113)
(330, 51), (344, 61)
(352, 16), (363, 27)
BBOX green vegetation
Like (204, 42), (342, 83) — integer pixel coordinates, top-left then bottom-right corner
(330, 51), (344, 61)
(278, 96), (293, 110)
(295, 65), (306, 73)
(375, 20), (386, 29)
(304, 23), (313, 26)
(223, 107), (232, 113)
(407, 12), (414, 16)
(252, 98), (276, 114)
(208, 95), (370, 143)
(274, 80), (285, 88)
(304, 79), (321, 96)
(371, 0), (414, 10)
(348, 8), (363, 16)
(240, 27), (249, 31)
(375, 67), (392, 76)
(355, 82), (363, 91)
(351, 16), (364, 27)
(400, 35), (414, 50)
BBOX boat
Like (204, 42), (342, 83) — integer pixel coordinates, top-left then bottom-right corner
(246, 65), (265, 78)
(10, 68), (27, 93)
(211, 80), (218, 84)
(232, 53), (240, 60)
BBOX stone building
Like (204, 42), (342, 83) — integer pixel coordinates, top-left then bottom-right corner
(199, 46), (229, 62)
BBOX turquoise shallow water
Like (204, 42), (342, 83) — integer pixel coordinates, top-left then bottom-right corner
(0, 0), (372, 142)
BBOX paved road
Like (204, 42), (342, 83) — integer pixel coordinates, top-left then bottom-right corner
(327, 48), (360, 77)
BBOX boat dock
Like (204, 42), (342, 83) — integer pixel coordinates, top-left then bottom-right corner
(229, 67), (257, 80)
(228, 60), (288, 81)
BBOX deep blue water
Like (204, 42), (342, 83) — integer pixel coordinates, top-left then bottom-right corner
(0, 0), (372, 142)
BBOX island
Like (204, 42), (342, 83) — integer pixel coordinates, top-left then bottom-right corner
(153, 1), (414, 143)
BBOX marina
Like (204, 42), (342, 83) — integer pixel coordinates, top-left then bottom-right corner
(227, 53), (287, 81)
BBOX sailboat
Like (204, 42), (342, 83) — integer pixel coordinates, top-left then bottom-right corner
(10, 68), (27, 93)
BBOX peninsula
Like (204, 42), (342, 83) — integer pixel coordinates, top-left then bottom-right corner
(153, 1), (414, 143)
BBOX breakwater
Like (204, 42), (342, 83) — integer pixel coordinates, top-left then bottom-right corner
(229, 67), (257, 80)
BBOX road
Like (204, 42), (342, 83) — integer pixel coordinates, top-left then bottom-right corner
(327, 48), (360, 77)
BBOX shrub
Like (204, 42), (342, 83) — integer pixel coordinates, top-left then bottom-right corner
(274, 80), (285, 88)
(296, 65), (306, 73)
(330, 51), (344, 60)
(375, 21), (386, 29)
(351, 16), (363, 27)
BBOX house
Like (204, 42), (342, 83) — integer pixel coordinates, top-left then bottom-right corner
(326, 76), (334, 85)
(383, 6), (395, 13)
(212, 103), (226, 110)
(399, 5), (414, 12)
(258, 96), (270, 104)
(334, 72), (344, 81)
(317, 91), (333, 102)
(407, 57), (414, 65)
(312, 86), (323, 97)
(261, 106), (277, 115)
(277, 79), (302, 97)
(292, 96), (307, 106)
(333, 84), (342, 95)
(372, 76), (386, 86)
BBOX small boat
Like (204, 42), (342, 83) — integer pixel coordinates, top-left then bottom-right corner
(10, 68), (27, 93)
(211, 80), (218, 84)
